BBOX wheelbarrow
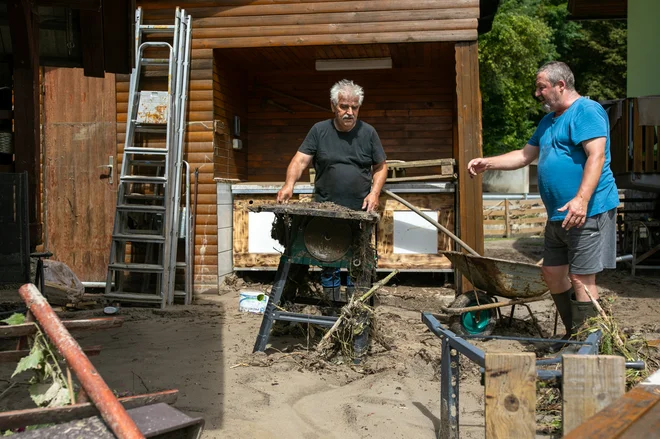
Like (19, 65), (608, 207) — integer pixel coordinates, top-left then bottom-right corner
(439, 251), (548, 336)
(382, 189), (549, 336)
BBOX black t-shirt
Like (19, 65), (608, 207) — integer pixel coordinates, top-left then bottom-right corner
(298, 119), (386, 210)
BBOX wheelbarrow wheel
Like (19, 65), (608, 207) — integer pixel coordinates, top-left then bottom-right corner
(448, 291), (497, 336)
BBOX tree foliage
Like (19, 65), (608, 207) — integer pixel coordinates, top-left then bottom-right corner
(479, 0), (627, 156)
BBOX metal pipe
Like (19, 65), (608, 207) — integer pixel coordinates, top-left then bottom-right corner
(19, 284), (144, 439)
(382, 189), (480, 256)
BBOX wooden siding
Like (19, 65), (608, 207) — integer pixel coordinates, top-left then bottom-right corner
(213, 51), (248, 180)
(119, 1), (483, 289)
(210, 42), (457, 182)
(141, 0), (479, 48)
(116, 47), (218, 293)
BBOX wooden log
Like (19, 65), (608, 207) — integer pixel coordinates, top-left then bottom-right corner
(0, 317), (123, 339)
(190, 8), (479, 28)
(0, 345), (101, 363)
(192, 30), (477, 49)
(192, 19), (477, 39)
(140, 0), (480, 15)
(484, 352), (536, 439)
(0, 389), (178, 430)
(562, 354), (626, 436)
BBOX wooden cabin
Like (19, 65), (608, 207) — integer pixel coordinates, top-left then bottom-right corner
(113, 0), (495, 293)
(2, 1), (492, 293)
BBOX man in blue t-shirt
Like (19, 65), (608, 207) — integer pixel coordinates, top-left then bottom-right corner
(468, 61), (618, 347)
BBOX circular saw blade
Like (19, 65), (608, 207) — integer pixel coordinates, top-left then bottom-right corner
(303, 217), (352, 262)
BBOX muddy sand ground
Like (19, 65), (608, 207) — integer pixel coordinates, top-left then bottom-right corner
(1, 237), (659, 438)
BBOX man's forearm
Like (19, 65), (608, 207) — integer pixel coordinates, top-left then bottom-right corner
(576, 154), (605, 204)
(371, 162), (387, 193)
(486, 149), (533, 171)
(283, 160), (306, 189)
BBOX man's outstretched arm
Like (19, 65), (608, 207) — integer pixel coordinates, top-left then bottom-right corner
(277, 152), (313, 203)
(468, 144), (539, 177)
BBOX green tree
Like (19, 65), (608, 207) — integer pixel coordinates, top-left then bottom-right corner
(478, 0), (627, 156)
(479, 11), (556, 155)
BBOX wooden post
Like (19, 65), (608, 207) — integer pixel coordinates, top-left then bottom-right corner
(562, 354), (626, 436)
(455, 41), (484, 292)
(504, 199), (511, 238)
(484, 353), (536, 439)
(8, 0), (42, 247)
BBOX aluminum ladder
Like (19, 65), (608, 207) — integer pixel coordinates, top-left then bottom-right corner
(105, 7), (192, 307)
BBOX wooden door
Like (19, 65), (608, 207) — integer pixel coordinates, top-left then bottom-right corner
(43, 68), (117, 281)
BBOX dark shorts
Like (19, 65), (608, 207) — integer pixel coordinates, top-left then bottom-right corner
(543, 208), (617, 275)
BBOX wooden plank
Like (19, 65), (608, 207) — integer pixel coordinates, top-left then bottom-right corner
(562, 354), (626, 436)
(0, 317), (123, 339)
(563, 378), (660, 438)
(0, 346), (101, 363)
(191, 8), (479, 28)
(386, 158), (455, 169)
(141, 0), (480, 15)
(193, 31), (477, 49)
(80, 9), (105, 77)
(455, 41), (483, 290)
(193, 19), (476, 39)
(484, 352), (536, 439)
(0, 389), (178, 431)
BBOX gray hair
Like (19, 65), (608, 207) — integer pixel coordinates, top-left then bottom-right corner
(330, 79), (364, 106)
(537, 61), (575, 90)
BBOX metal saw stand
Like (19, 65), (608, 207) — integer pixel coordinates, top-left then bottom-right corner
(251, 204), (379, 357)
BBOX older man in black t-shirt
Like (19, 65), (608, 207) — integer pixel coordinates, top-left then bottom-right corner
(277, 79), (388, 296)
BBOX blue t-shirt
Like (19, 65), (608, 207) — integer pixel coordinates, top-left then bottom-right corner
(528, 98), (618, 221)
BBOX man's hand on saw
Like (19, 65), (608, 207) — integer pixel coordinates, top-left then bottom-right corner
(362, 191), (380, 212)
(277, 185), (293, 203)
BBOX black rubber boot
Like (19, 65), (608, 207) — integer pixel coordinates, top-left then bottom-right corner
(551, 288), (574, 336)
(548, 288), (574, 353)
(571, 297), (599, 332)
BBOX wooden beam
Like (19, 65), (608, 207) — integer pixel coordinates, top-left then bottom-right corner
(102, 0), (134, 74)
(8, 0), (42, 247)
(0, 345), (101, 363)
(562, 354), (626, 436)
(141, 0), (480, 14)
(80, 8), (105, 77)
(563, 372), (660, 438)
(0, 317), (124, 339)
(484, 353), (536, 439)
(192, 19), (477, 39)
(189, 8), (480, 29)
(193, 31), (477, 49)
(0, 389), (178, 430)
(455, 40), (484, 291)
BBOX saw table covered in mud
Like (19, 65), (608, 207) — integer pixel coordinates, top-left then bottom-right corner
(250, 202), (379, 354)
